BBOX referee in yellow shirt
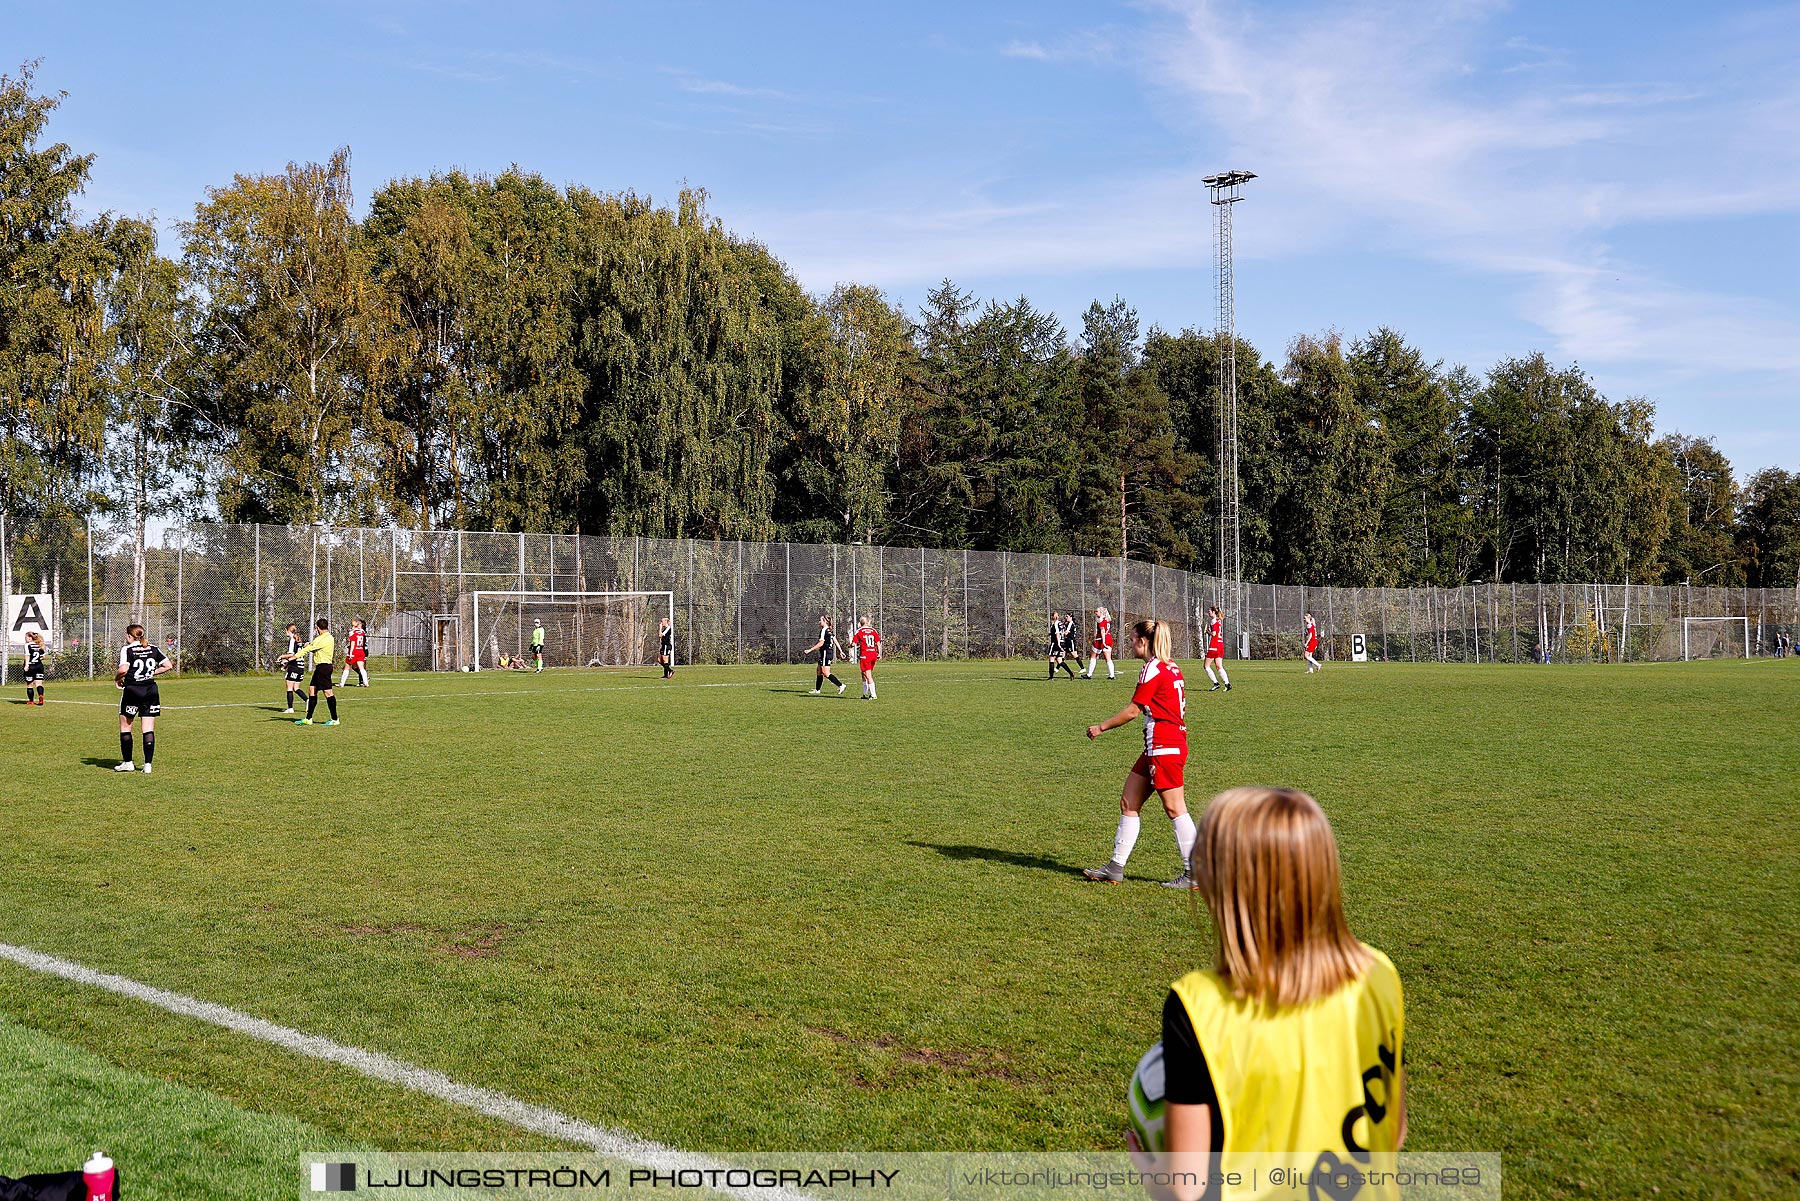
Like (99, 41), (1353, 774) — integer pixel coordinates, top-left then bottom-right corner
(279, 618), (340, 726)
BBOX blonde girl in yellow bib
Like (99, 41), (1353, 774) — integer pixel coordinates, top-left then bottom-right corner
(1131, 787), (1406, 1201)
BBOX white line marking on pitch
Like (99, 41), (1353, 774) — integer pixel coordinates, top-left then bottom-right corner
(0, 942), (806, 1201)
(36, 669), (998, 711)
(41, 676), (825, 710)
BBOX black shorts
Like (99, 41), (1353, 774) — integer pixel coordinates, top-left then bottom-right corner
(310, 663), (335, 689)
(24, 667), (45, 683)
(285, 661), (306, 683)
(121, 683), (160, 718)
(817, 655), (835, 669)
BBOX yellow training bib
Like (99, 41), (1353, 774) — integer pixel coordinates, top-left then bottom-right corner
(1170, 946), (1404, 1200)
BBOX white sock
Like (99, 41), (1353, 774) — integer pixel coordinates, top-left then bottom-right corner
(1085, 657), (1096, 677)
(1173, 813), (1197, 870)
(1219, 666), (1230, 685)
(1107, 662), (1115, 679)
(1205, 664), (1218, 684)
(1111, 814), (1142, 866)
(869, 681), (876, 698)
(338, 668), (349, 687)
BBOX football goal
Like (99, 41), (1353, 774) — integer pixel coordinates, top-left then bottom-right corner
(460, 591), (675, 671)
(1681, 616), (1750, 661)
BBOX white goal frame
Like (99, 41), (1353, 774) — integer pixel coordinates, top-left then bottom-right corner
(1681, 616), (1750, 661)
(470, 591), (675, 671)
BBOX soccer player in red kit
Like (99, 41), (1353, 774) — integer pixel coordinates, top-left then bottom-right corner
(1304, 611), (1321, 673)
(1081, 619), (1197, 889)
(1203, 604), (1230, 692)
(1084, 605), (1117, 680)
(850, 614), (882, 700)
(338, 617), (370, 688)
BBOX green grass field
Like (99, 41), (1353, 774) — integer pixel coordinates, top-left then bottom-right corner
(1, 658), (1796, 1199)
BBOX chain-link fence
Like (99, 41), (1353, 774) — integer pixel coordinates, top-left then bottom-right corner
(5, 519), (1798, 679)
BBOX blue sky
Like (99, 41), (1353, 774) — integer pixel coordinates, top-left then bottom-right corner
(9, 0), (1798, 473)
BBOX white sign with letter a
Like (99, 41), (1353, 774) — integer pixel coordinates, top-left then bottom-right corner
(7, 593), (54, 646)
(1350, 632), (1369, 662)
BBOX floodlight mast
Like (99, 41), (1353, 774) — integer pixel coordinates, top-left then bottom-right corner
(1204, 170), (1254, 657)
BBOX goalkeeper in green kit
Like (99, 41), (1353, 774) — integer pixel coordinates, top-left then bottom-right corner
(531, 619), (545, 672)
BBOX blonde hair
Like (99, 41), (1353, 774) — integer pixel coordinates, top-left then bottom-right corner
(1192, 787), (1373, 1007)
(1133, 618), (1173, 663)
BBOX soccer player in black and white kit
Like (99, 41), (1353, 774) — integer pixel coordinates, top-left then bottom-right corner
(1047, 612), (1080, 680)
(281, 623), (306, 713)
(23, 631), (49, 705)
(658, 616), (676, 679)
(802, 616), (846, 695)
(115, 623), (171, 773)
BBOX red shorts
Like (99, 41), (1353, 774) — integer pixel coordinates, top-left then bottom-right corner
(1306, 639), (1319, 654)
(347, 651), (367, 665)
(1207, 639), (1224, 658)
(1131, 750), (1187, 791)
(1093, 637), (1113, 651)
(859, 654), (878, 673)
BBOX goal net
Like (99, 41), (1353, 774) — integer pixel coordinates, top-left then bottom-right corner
(1681, 617), (1750, 661)
(459, 591), (675, 671)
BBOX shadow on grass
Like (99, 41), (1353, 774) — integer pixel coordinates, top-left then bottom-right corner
(80, 757), (123, 770)
(906, 841), (1087, 877)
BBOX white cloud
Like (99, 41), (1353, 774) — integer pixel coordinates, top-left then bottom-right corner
(999, 29), (1120, 64)
(666, 71), (798, 102)
(743, 0), (1800, 404)
(1140, 0), (1800, 376)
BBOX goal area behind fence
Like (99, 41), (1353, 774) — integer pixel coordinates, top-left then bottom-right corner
(461, 591), (675, 671)
(1681, 617), (1750, 661)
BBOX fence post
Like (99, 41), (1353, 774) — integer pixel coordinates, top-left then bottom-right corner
(391, 529), (400, 671)
(1002, 553), (1010, 657)
(252, 524), (260, 671)
(686, 539), (694, 666)
(86, 514), (95, 679)
(921, 545), (927, 660)
(1407, 588), (1416, 662)
(785, 542), (792, 663)
(1470, 585), (1479, 664)
(175, 541), (184, 676)
(1378, 587), (1387, 661)
(963, 548), (969, 658)
(736, 541), (743, 664)
(1325, 587), (1335, 662)
(310, 527), (319, 630)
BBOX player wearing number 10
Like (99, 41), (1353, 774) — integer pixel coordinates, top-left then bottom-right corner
(1082, 619), (1194, 889)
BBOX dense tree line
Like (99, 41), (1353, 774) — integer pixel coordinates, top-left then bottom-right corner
(4, 64), (1796, 597)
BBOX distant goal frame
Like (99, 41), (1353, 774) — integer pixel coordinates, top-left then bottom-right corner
(1680, 616), (1750, 661)
(468, 590), (675, 672)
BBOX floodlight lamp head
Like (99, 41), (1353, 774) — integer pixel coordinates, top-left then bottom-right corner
(1202, 170), (1257, 188)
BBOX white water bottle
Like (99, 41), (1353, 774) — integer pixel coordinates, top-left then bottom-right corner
(83, 1151), (115, 1201)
